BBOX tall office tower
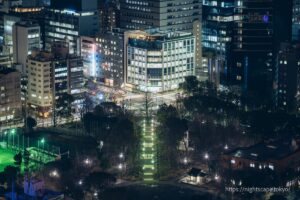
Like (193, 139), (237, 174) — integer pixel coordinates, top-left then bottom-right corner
(124, 30), (195, 92)
(80, 36), (101, 78)
(0, 66), (21, 122)
(3, 15), (21, 55)
(67, 56), (84, 100)
(13, 21), (40, 74)
(2, 8), (43, 55)
(293, 0), (300, 41)
(99, 0), (120, 33)
(80, 29), (124, 86)
(96, 28), (124, 87)
(120, 0), (201, 32)
(26, 51), (53, 118)
(229, 0), (292, 94)
(275, 43), (300, 113)
(193, 20), (205, 81)
(202, 0), (235, 85)
(50, 41), (84, 105)
(44, 0), (99, 55)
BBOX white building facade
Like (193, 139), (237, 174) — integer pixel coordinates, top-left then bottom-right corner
(125, 30), (195, 92)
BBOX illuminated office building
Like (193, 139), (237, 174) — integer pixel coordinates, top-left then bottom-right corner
(3, 14), (21, 55)
(0, 66), (21, 122)
(26, 51), (53, 117)
(120, 0), (201, 32)
(26, 45), (84, 117)
(275, 43), (300, 113)
(293, 0), (300, 41)
(80, 36), (101, 79)
(96, 28), (124, 87)
(230, 0), (292, 92)
(125, 30), (195, 92)
(80, 29), (124, 87)
(202, 0), (235, 84)
(44, 0), (99, 55)
(99, 0), (120, 33)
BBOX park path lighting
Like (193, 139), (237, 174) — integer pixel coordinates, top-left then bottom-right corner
(119, 153), (124, 159)
(50, 170), (59, 178)
(224, 144), (228, 150)
(183, 157), (188, 164)
(118, 163), (123, 170)
(84, 158), (92, 166)
(214, 174), (220, 181)
(204, 153), (209, 160)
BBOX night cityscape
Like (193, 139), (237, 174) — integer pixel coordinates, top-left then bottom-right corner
(0, 0), (300, 199)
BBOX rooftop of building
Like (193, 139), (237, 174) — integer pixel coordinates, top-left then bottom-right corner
(50, 0), (97, 12)
(15, 20), (39, 28)
(127, 29), (193, 40)
(27, 51), (53, 62)
(225, 136), (300, 161)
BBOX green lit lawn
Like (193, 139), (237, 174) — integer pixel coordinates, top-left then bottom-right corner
(0, 148), (16, 172)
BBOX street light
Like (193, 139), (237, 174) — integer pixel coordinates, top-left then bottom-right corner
(214, 174), (220, 181)
(84, 158), (92, 166)
(119, 153), (124, 159)
(204, 153), (209, 160)
(50, 170), (59, 178)
(118, 163), (123, 170)
(224, 144), (228, 150)
(183, 157), (188, 164)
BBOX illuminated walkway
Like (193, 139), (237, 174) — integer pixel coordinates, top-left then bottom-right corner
(141, 118), (157, 183)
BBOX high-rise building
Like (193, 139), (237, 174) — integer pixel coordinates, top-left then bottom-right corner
(67, 55), (84, 101)
(275, 43), (300, 113)
(193, 20), (205, 81)
(120, 0), (202, 32)
(26, 51), (53, 118)
(0, 66), (21, 122)
(227, 0), (291, 94)
(44, 0), (99, 54)
(13, 21), (40, 74)
(124, 30), (195, 92)
(99, 0), (120, 33)
(293, 0), (300, 41)
(80, 29), (124, 87)
(80, 36), (100, 78)
(202, 0), (235, 84)
(3, 14), (21, 55)
(96, 28), (124, 87)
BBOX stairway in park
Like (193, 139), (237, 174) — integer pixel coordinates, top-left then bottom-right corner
(141, 118), (157, 182)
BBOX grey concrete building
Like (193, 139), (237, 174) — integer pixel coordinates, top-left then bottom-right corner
(120, 0), (201, 32)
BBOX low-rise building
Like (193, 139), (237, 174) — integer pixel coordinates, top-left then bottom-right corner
(221, 137), (300, 172)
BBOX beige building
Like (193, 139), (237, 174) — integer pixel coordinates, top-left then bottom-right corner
(13, 20), (41, 74)
(26, 51), (52, 118)
(0, 66), (21, 122)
